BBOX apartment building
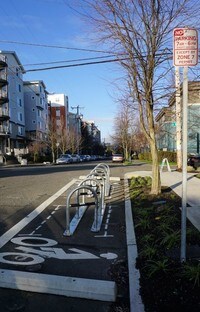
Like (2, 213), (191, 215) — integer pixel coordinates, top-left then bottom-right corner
(0, 50), (101, 163)
(156, 81), (200, 154)
(47, 93), (69, 131)
(24, 80), (48, 141)
(0, 51), (26, 159)
(82, 120), (101, 144)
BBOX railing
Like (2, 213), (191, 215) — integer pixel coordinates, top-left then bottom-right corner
(0, 55), (7, 63)
(0, 90), (8, 98)
(0, 73), (7, 80)
(0, 108), (9, 117)
(0, 125), (9, 134)
(63, 163), (110, 236)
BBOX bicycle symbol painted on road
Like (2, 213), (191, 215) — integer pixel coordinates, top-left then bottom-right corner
(0, 236), (118, 266)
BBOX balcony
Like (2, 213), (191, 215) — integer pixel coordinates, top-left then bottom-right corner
(0, 125), (9, 136)
(0, 90), (9, 105)
(0, 55), (7, 68)
(0, 73), (8, 87)
(0, 108), (9, 121)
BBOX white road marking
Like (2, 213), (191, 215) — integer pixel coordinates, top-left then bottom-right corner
(94, 235), (114, 237)
(100, 253), (118, 260)
(0, 179), (76, 249)
(0, 269), (117, 302)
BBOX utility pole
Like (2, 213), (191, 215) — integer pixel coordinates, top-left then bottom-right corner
(71, 105), (84, 154)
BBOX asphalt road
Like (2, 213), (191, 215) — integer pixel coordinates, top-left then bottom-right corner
(0, 160), (152, 312)
(0, 160), (151, 234)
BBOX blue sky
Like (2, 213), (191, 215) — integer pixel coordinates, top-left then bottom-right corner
(0, 0), (121, 142)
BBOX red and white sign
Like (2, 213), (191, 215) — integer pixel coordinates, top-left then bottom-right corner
(173, 28), (198, 67)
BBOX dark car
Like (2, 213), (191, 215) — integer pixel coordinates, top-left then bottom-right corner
(187, 154), (200, 169)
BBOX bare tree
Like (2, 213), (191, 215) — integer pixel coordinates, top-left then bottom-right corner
(112, 102), (133, 161)
(46, 118), (59, 163)
(75, 0), (200, 194)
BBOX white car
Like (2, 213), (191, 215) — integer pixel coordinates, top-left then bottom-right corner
(56, 154), (72, 164)
(112, 154), (123, 163)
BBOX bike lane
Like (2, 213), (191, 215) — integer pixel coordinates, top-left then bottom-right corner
(0, 177), (129, 307)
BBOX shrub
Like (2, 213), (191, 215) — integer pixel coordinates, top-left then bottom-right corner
(138, 151), (177, 163)
(182, 262), (200, 287)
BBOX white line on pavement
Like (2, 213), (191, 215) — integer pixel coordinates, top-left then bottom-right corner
(0, 179), (76, 249)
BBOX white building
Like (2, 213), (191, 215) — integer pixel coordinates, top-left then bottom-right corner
(24, 80), (48, 141)
(0, 51), (25, 158)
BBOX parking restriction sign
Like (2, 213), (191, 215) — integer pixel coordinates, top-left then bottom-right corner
(173, 28), (198, 67)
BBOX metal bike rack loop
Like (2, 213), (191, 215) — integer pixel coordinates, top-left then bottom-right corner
(79, 175), (106, 232)
(90, 164), (110, 197)
(63, 185), (99, 236)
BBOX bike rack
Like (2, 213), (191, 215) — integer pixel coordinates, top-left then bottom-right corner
(63, 163), (110, 237)
(63, 185), (99, 236)
(80, 174), (106, 232)
(90, 163), (110, 197)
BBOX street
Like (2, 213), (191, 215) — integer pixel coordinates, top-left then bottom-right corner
(0, 160), (151, 311)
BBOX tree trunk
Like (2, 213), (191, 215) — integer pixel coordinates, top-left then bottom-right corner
(150, 141), (161, 194)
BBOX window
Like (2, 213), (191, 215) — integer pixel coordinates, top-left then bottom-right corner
(32, 120), (36, 124)
(18, 112), (23, 122)
(18, 84), (21, 92)
(38, 121), (42, 129)
(37, 109), (41, 117)
(32, 108), (35, 112)
(18, 98), (22, 107)
(56, 109), (60, 117)
(18, 126), (23, 135)
(31, 96), (35, 100)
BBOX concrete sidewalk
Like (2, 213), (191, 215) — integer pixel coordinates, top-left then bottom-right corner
(161, 171), (200, 231)
(125, 170), (200, 231)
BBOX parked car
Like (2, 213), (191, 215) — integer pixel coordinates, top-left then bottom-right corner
(112, 154), (124, 163)
(79, 155), (87, 162)
(187, 154), (200, 169)
(85, 155), (91, 161)
(71, 154), (80, 163)
(56, 154), (72, 164)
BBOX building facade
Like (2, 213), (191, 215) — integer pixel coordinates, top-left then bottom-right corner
(24, 80), (48, 141)
(47, 93), (69, 131)
(0, 50), (102, 163)
(156, 81), (200, 154)
(0, 51), (26, 160)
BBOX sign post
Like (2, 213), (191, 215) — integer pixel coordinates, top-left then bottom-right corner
(173, 27), (198, 262)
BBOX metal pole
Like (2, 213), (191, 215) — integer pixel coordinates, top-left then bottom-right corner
(181, 66), (188, 262)
(175, 66), (182, 169)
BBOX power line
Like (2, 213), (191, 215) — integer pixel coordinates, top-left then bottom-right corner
(22, 54), (118, 67)
(0, 39), (117, 54)
(25, 57), (129, 72)
(25, 51), (173, 72)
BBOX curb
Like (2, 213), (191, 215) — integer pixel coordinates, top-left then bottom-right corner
(124, 176), (144, 312)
